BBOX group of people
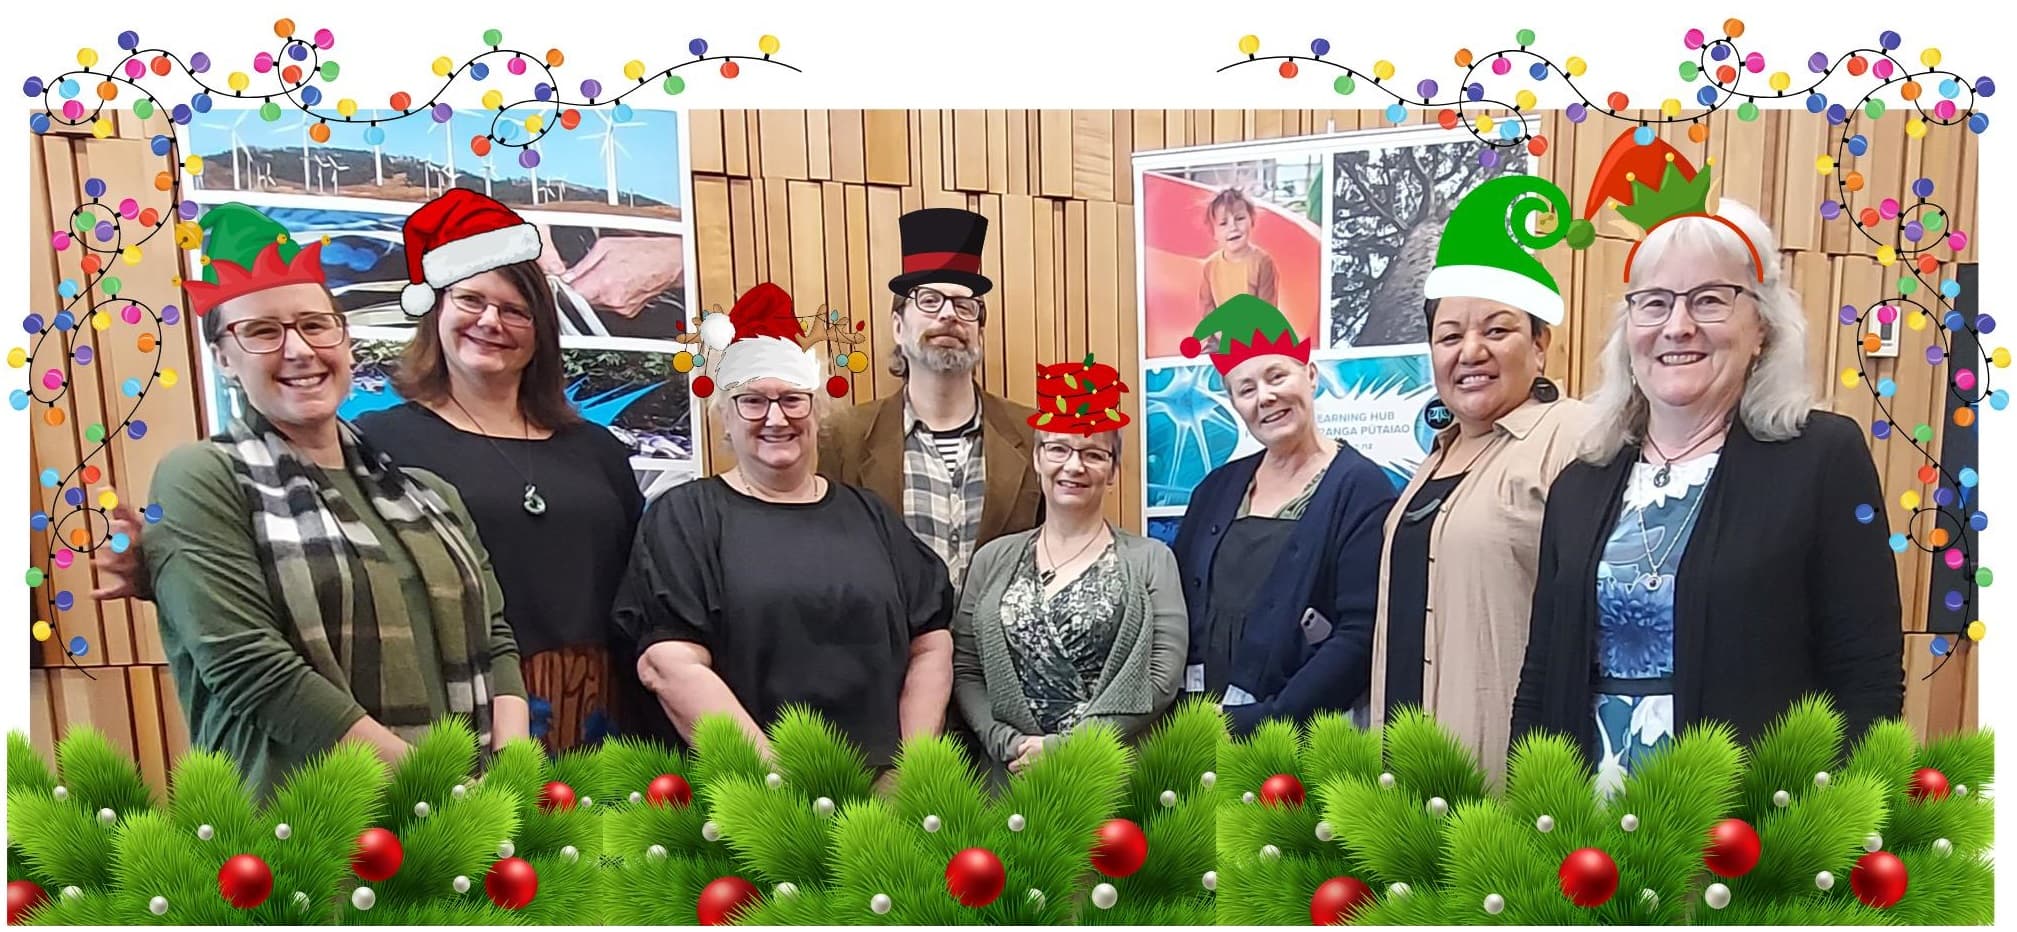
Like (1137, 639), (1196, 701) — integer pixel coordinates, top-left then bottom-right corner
(94, 127), (1904, 800)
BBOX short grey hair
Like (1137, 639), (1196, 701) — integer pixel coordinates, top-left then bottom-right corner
(1580, 199), (1815, 464)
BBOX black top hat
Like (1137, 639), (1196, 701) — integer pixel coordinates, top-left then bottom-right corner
(890, 207), (994, 297)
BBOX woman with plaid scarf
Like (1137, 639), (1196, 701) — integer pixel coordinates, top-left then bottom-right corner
(130, 204), (531, 799)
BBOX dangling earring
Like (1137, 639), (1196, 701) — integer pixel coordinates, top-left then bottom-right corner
(1530, 377), (1559, 403)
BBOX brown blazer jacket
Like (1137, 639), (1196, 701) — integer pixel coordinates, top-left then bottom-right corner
(816, 388), (1043, 549)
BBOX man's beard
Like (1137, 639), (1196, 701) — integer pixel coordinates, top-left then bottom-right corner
(904, 333), (980, 374)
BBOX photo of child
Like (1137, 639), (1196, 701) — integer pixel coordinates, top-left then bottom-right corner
(1197, 187), (1281, 317)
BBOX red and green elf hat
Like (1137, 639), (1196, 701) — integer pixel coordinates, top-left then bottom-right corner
(1179, 293), (1310, 375)
(1567, 128), (1764, 283)
(182, 203), (327, 316)
(1030, 353), (1130, 433)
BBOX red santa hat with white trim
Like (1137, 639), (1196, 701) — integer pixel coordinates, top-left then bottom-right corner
(398, 188), (544, 316)
(712, 282), (821, 391)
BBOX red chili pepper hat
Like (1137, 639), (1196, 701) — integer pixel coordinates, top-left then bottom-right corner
(890, 207), (993, 297)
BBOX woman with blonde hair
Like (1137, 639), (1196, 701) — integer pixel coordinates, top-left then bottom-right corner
(1512, 133), (1902, 794)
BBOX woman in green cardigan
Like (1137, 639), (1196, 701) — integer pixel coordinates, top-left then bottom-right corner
(141, 204), (529, 799)
(951, 357), (1187, 780)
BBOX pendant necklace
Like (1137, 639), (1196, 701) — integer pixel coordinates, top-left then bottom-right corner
(1636, 479), (1710, 592)
(1038, 523), (1107, 586)
(1643, 421), (1729, 488)
(447, 397), (546, 516)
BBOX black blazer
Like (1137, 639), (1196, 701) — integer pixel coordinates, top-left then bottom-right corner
(1510, 411), (1904, 761)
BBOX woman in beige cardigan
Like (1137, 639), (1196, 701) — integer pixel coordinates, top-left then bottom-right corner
(952, 360), (1187, 781)
(1369, 176), (1593, 785)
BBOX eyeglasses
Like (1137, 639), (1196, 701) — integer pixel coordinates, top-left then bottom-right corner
(1038, 441), (1114, 470)
(220, 312), (348, 354)
(1624, 283), (1752, 327)
(447, 288), (535, 328)
(908, 287), (986, 323)
(733, 391), (814, 421)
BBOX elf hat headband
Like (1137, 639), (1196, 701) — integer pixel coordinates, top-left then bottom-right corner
(1180, 294), (1310, 375)
(1422, 175), (1574, 325)
(184, 203), (328, 317)
(1568, 129), (1764, 284)
(1030, 353), (1130, 433)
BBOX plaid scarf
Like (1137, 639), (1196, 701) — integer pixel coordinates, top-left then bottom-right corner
(215, 411), (495, 745)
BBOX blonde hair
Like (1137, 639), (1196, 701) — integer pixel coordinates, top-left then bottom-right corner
(1580, 199), (1815, 464)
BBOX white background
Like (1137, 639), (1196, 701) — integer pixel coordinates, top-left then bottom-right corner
(2, 0), (2007, 902)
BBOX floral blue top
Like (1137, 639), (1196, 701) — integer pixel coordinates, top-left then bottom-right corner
(1592, 454), (1718, 797)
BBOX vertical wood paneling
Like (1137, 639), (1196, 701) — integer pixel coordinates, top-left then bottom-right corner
(1062, 199), (1088, 365)
(842, 184), (876, 401)
(28, 670), (57, 770)
(864, 110), (910, 186)
(1071, 110), (1115, 202)
(720, 110), (750, 178)
(689, 110), (726, 175)
(866, 186), (905, 402)
(763, 180), (794, 295)
(1032, 198), (1062, 374)
(828, 110), (867, 184)
(1779, 112), (1827, 252)
(127, 666), (168, 795)
(156, 667), (188, 762)
(1000, 195), (1039, 406)
(787, 181), (829, 310)
(693, 177), (735, 313)
(1111, 110), (1134, 205)
(1006, 112), (1030, 196)
(1037, 111), (1075, 198)
(985, 110), (1010, 195)
(758, 110), (809, 181)
(804, 110), (832, 181)
(952, 110), (990, 192)
(727, 178), (761, 292)
(977, 194), (1007, 397)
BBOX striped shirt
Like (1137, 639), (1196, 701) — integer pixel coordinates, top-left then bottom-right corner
(902, 390), (987, 590)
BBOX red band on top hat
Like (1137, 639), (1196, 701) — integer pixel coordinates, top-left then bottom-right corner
(902, 251), (983, 275)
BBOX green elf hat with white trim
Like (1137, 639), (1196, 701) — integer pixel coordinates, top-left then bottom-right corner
(1421, 174), (1575, 325)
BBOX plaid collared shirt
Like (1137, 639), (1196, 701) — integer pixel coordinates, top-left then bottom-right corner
(902, 390), (987, 590)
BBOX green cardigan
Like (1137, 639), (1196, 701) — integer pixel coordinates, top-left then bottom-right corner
(143, 442), (525, 800)
(951, 527), (1189, 769)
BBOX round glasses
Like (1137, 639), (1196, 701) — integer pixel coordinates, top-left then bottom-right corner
(220, 312), (348, 354)
(909, 286), (986, 323)
(1624, 283), (1752, 327)
(447, 288), (535, 329)
(733, 391), (814, 421)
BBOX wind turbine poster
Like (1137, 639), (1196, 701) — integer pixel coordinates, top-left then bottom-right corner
(1130, 124), (1531, 545)
(180, 107), (698, 495)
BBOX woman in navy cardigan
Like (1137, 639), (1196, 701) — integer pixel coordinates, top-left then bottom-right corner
(1170, 295), (1397, 735)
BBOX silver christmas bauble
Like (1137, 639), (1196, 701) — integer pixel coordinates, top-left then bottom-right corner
(765, 772), (783, 790)
(869, 893), (892, 915)
(1202, 871), (1218, 892)
(1159, 790), (1177, 808)
(1813, 771), (1831, 788)
(1259, 844), (1281, 860)
(922, 814), (942, 833)
(294, 891), (311, 909)
(452, 784), (467, 799)
(149, 896), (169, 916)
(351, 886), (376, 911)
(1482, 893), (1505, 915)
(1620, 813), (1640, 832)
(1703, 883), (1731, 910)
(1314, 820), (1334, 842)
(702, 821), (722, 842)
(775, 882), (799, 898)
(1864, 832), (1883, 853)
(1378, 772), (1396, 789)
(1535, 814), (1555, 833)
(1772, 790), (1790, 808)
(1640, 888), (1659, 908)
(97, 808), (116, 826)
(59, 886), (80, 900)
(814, 797), (836, 817)
(1815, 871), (1835, 891)
(1091, 883), (1118, 910)
(453, 875), (472, 894)
(1200, 771), (1217, 790)
(1027, 888), (1046, 907)
(1427, 797), (1448, 817)
(1934, 838), (1953, 857)
(274, 823), (292, 840)
(51, 786), (67, 802)
(580, 796), (593, 808)
(197, 823), (215, 841)
(1241, 792), (1256, 805)
(1007, 813), (1026, 832)
(1389, 882), (1411, 897)
(630, 791), (644, 805)
(497, 840), (515, 859)
(647, 845), (668, 860)
(560, 845), (579, 863)
(414, 802), (432, 818)
(1956, 784), (1970, 797)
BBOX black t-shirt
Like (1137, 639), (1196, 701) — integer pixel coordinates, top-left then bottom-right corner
(356, 402), (644, 656)
(1382, 472), (1466, 715)
(612, 477), (954, 767)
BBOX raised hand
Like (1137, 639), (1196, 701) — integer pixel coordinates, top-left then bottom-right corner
(88, 502), (152, 602)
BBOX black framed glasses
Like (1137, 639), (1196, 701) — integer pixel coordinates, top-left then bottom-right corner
(908, 286), (986, 323)
(1038, 440), (1114, 470)
(733, 391), (814, 421)
(447, 288), (535, 328)
(220, 312), (348, 354)
(1624, 283), (1753, 326)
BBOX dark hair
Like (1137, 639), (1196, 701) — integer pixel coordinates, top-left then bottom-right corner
(392, 260), (581, 431)
(1423, 297), (1546, 339)
(1206, 187), (1255, 225)
(888, 292), (910, 378)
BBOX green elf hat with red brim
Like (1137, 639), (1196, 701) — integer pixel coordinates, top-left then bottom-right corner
(1568, 128), (1764, 283)
(183, 203), (327, 317)
(1031, 353), (1130, 433)
(1179, 293), (1311, 375)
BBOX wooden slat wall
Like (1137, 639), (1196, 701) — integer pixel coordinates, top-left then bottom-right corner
(30, 108), (1981, 778)
(694, 109), (1979, 741)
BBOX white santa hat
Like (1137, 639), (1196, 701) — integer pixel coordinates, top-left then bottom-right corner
(712, 282), (821, 391)
(399, 188), (543, 316)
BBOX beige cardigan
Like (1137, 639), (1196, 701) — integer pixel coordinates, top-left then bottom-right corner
(1369, 397), (1594, 785)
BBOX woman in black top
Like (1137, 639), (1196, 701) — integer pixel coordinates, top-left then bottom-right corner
(613, 319), (955, 770)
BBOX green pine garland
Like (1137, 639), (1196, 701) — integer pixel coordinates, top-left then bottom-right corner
(1217, 695), (1995, 926)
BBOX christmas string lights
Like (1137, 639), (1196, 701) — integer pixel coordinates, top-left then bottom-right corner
(14, 21), (797, 662)
(1224, 23), (1998, 653)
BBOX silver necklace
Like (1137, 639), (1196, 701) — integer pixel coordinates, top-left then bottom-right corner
(447, 397), (545, 516)
(1038, 523), (1108, 587)
(729, 472), (823, 502)
(1634, 464), (1712, 591)
(1643, 423), (1728, 488)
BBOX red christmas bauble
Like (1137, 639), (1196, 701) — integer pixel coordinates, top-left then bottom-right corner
(1309, 876), (1374, 925)
(1703, 818), (1761, 878)
(1259, 773), (1306, 808)
(648, 773), (693, 808)
(695, 875), (760, 925)
(1557, 847), (1619, 907)
(826, 375), (851, 398)
(692, 375), (716, 398)
(7, 880), (48, 925)
(541, 780), (577, 812)
(485, 856), (540, 910)
(945, 847), (1007, 907)
(351, 827), (404, 882)
(1909, 767), (1950, 802)
(1090, 818), (1149, 878)
(218, 853), (274, 909)
(1851, 851), (1908, 908)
